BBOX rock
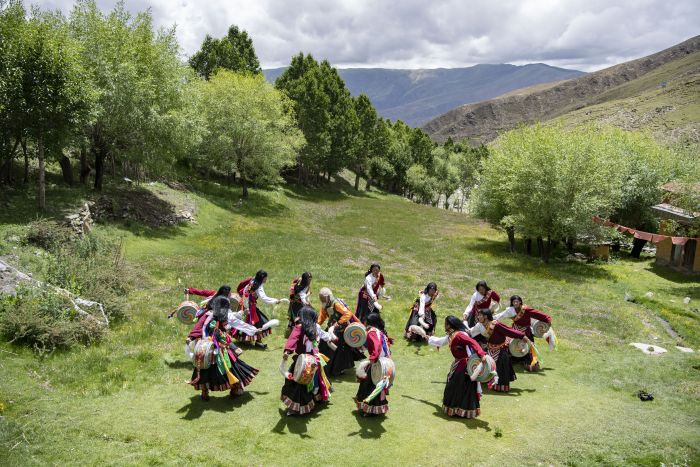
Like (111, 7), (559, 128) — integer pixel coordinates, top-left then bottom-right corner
(630, 342), (667, 355)
(624, 292), (635, 302)
(676, 346), (694, 353)
(644, 292), (654, 299)
(683, 297), (691, 305)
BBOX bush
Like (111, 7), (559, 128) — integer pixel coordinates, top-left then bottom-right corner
(0, 286), (106, 354)
(23, 219), (73, 251)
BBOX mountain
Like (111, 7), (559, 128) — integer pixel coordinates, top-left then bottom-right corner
(422, 35), (700, 144)
(263, 64), (584, 126)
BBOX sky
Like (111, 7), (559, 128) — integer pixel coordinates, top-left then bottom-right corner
(33, 0), (699, 71)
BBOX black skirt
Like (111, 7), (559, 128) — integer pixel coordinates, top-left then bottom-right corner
(442, 361), (480, 418)
(319, 324), (365, 376)
(237, 309), (272, 341)
(189, 366), (231, 392)
(280, 356), (316, 414)
(287, 301), (304, 327)
(355, 295), (373, 323)
(492, 348), (517, 392)
(355, 376), (389, 415)
(404, 309), (436, 341)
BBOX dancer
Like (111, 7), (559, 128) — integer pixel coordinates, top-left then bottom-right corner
(404, 282), (439, 341)
(429, 316), (488, 418)
(356, 264), (386, 322)
(318, 287), (363, 376)
(467, 309), (531, 392)
(280, 306), (335, 416)
(463, 281), (501, 343)
(184, 284), (237, 317)
(355, 313), (393, 416)
(187, 297), (258, 401)
(287, 272), (313, 332)
(237, 270), (287, 349)
(495, 295), (553, 371)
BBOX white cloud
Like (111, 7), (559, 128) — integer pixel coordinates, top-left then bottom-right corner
(32, 0), (700, 71)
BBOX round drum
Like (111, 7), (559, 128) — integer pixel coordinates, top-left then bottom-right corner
(531, 320), (551, 338)
(343, 322), (367, 348)
(467, 354), (497, 383)
(509, 338), (530, 357)
(176, 300), (199, 324)
(293, 354), (318, 385)
(192, 338), (216, 370)
(370, 357), (396, 386)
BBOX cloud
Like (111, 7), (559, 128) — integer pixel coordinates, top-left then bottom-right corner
(33, 0), (700, 71)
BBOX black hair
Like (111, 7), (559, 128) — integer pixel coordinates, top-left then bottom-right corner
(424, 282), (438, 294)
(479, 309), (494, 321)
(295, 272), (312, 293)
(510, 295), (523, 307)
(476, 280), (490, 293)
(445, 315), (467, 332)
(252, 270), (267, 291)
(365, 263), (380, 277)
(299, 305), (318, 341)
(205, 285), (231, 310)
(211, 296), (231, 322)
(364, 312), (386, 333)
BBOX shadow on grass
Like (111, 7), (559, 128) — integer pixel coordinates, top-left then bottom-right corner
(462, 238), (615, 282)
(193, 182), (291, 219)
(281, 175), (373, 203)
(165, 359), (193, 370)
(484, 387), (537, 397)
(347, 410), (387, 439)
(644, 263), (700, 290)
(271, 402), (331, 439)
(176, 390), (266, 421)
(401, 395), (491, 431)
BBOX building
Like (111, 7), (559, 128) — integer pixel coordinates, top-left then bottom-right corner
(651, 182), (700, 273)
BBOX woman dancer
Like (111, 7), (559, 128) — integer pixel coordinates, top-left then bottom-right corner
(356, 264), (386, 322)
(184, 284), (236, 318)
(187, 297), (258, 400)
(463, 281), (501, 343)
(287, 272), (313, 332)
(281, 306), (336, 416)
(318, 287), (363, 376)
(495, 295), (552, 372)
(468, 309), (531, 392)
(404, 282), (439, 341)
(355, 313), (393, 416)
(429, 316), (488, 418)
(236, 270), (287, 349)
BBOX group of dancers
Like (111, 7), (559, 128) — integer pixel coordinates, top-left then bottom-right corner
(179, 264), (555, 420)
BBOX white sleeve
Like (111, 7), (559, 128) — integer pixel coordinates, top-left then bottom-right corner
(494, 307), (516, 322)
(428, 335), (449, 347)
(464, 293), (477, 316)
(256, 285), (279, 305)
(228, 312), (258, 336)
(418, 293), (427, 317)
(467, 322), (485, 338)
(365, 275), (377, 301)
(299, 287), (309, 304)
(316, 324), (334, 342)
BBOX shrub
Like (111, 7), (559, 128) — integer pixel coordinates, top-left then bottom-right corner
(0, 286), (106, 354)
(23, 219), (73, 252)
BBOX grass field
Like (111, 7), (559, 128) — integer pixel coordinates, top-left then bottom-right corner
(1, 175), (699, 466)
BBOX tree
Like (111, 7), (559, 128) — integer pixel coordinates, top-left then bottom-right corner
(405, 164), (438, 205)
(196, 70), (303, 198)
(353, 94), (378, 190)
(69, 0), (195, 190)
(473, 124), (623, 262)
(189, 25), (261, 79)
(275, 54), (330, 183)
(432, 147), (460, 209)
(17, 8), (91, 209)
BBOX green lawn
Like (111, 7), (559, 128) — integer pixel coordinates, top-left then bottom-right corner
(1, 177), (699, 466)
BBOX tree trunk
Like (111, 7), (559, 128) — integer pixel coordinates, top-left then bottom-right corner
(544, 236), (552, 263)
(241, 178), (249, 198)
(37, 133), (46, 210)
(537, 237), (546, 261)
(94, 146), (106, 191)
(297, 162), (303, 184)
(79, 145), (89, 185)
(630, 238), (647, 258)
(59, 155), (74, 186)
(566, 237), (576, 253)
(110, 153), (116, 177)
(525, 238), (532, 256)
(22, 138), (28, 184)
(354, 172), (360, 190)
(326, 171), (331, 182)
(506, 227), (516, 253)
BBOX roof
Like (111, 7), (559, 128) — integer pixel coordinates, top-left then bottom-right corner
(652, 203), (700, 223)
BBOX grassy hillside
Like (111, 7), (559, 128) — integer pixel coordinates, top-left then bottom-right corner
(423, 35), (700, 144)
(0, 178), (698, 466)
(264, 64), (584, 126)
